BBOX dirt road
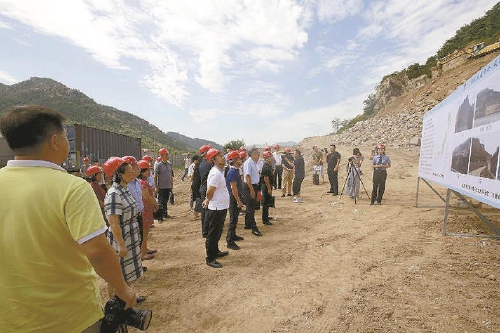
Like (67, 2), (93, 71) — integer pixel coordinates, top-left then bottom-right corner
(100, 147), (500, 332)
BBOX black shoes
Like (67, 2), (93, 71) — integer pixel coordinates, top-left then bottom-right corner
(165, 214), (173, 219)
(216, 251), (229, 258)
(137, 296), (146, 304)
(281, 194), (285, 197)
(370, 202), (374, 205)
(263, 220), (273, 225)
(244, 225), (252, 229)
(287, 194), (292, 197)
(327, 191), (333, 193)
(142, 266), (148, 272)
(332, 193), (338, 196)
(206, 260), (223, 268)
(252, 229), (263, 236)
(227, 242), (241, 250)
(234, 235), (244, 241)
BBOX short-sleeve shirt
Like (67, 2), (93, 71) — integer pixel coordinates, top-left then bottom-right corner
(327, 151), (341, 169)
(0, 160), (106, 333)
(313, 151), (324, 165)
(128, 179), (144, 212)
(207, 166), (230, 210)
(273, 152), (282, 165)
(372, 154), (391, 170)
(226, 166), (242, 197)
(154, 160), (173, 189)
(260, 162), (274, 185)
(243, 158), (260, 184)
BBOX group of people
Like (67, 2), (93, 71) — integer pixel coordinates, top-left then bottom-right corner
(184, 144), (307, 268)
(0, 104), (393, 332)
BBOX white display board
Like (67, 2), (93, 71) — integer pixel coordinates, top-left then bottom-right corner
(419, 55), (500, 209)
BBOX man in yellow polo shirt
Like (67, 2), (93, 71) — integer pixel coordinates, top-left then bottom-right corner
(0, 105), (136, 333)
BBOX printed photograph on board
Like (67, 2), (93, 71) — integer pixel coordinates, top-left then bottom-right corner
(473, 85), (500, 128)
(454, 95), (474, 133)
(467, 135), (499, 180)
(450, 138), (471, 174)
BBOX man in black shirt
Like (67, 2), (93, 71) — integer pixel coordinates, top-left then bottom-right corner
(260, 150), (274, 225)
(326, 144), (341, 195)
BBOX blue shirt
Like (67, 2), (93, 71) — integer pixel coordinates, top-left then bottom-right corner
(243, 158), (260, 184)
(127, 179), (144, 213)
(372, 154), (391, 170)
(226, 166), (242, 197)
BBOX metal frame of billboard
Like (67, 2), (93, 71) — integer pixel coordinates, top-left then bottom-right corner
(416, 177), (500, 238)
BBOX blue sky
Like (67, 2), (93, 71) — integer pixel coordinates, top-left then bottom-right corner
(0, 0), (497, 146)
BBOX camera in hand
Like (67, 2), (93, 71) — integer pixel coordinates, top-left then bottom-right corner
(348, 156), (355, 162)
(101, 296), (152, 332)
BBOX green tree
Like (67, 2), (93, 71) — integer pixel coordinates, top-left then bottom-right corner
(224, 139), (245, 151)
(363, 93), (377, 116)
(331, 117), (350, 134)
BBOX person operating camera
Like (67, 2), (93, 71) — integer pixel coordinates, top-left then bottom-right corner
(344, 148), (364, 199)
(0, 106), (136, 333)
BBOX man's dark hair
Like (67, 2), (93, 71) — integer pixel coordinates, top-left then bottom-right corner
(0, 105), (65, 154)
(295, 149), (301, 155)
(191, 155), (200, 162)
(330, 144), (336, 147)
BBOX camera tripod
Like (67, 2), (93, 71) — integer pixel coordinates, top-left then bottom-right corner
(339, 159), (371, 204)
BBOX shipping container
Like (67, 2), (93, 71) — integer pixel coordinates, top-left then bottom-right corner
(0, 134), (14, 167)
(64, 124), (142, 172)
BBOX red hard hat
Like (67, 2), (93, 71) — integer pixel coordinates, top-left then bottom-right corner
(239, 150), (248, 159)
(86, 165), (102, 177)
(142, 155), (153, 162)
(137, 160), (151, 169)
(122, 156), (137, 164)
(263, 151), (273, 159)
(199, 144), (212, 155)
(274, 144), (280, 149)
(156, 157), (161, 162)
(227, 150), (240, 161)
(158, 148), (169, 155)
(205, 148), (221, 161)
(83, 156), (89, 162)
(284, 147), (292, 153)
(377, 144), (386, 149)
(264, 145), (271, 151)
(103, 157), (125, 178)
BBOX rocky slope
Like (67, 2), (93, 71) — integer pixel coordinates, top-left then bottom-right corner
(302, 52), (499, 152)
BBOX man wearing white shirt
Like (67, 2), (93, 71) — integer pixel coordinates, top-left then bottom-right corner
(202, 148), (230, 268)
(243, 148), (263, 237)
(272, 144), (282, 189)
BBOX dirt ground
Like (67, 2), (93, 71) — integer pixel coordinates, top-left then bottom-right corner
(99, 146), (500, 333)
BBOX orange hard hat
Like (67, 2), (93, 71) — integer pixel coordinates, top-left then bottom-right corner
(122, 156), (137, 164)
(263, 151), (273, 159)
(102, 157), (125, 178)
(199, 144), (212, 155)
(137, 160), (151, 169)
(264, 145), (271, 151)
(284, 147), (292, 153)
(239, 150), (248, 159)
(205, 148), (221, 161)
(158, 148), (169, 155)
(86, 165), (102, 177)
(142, 155), (153, 162)
(227, 150), (240, 161)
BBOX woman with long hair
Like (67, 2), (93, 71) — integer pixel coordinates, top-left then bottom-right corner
(137, 160), (159, 261)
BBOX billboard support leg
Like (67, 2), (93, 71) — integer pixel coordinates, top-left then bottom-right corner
(415, 177), (446, 208)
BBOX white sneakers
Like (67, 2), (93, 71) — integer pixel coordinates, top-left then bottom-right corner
(293, 198), (303, 203)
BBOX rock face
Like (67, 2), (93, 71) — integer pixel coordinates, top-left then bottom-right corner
(305, 52), (500, 150)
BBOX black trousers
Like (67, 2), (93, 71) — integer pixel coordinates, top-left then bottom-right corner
(137, 214), (144, 247)
(199, 184), (208, 237)
(243, 183), (258, 230)
(261, 183), (272, 222)
(292, 177), (304, 196)
(273, 165), (283, 189)
(204, 209), (227, 262)
(226, 195), (240, 243)
(157, 188), (171, 220)
(327, 169), (339, 194)
(371, 170), (387, 203)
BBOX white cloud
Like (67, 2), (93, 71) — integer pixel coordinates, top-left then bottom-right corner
(316, 0), (364, 22)
(0, 20), (11, 29)
(0, 70), (17, 84)
(0, 0), (309, 106)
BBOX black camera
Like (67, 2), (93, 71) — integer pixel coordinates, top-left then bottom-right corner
(323, 148), (328, 153)
(348, 156), (355, 162)
(100, 296), (152, 332)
